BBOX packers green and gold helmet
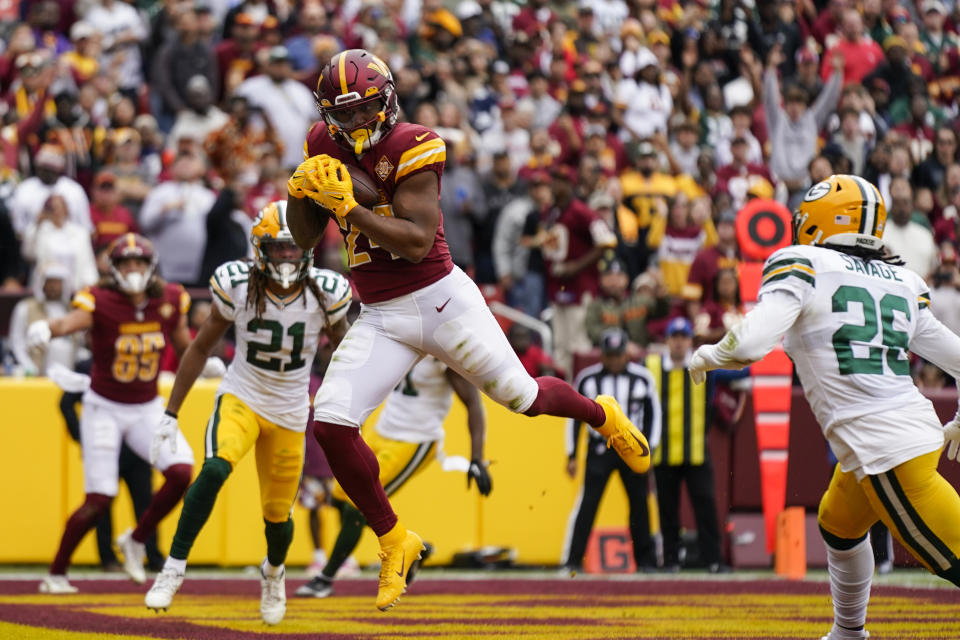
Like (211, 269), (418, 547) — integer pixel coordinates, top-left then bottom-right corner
(251, 201), (312, 288)
(793, 174), (886, 251)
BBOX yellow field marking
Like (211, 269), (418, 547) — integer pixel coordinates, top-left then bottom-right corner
(0, 620), (157, 640)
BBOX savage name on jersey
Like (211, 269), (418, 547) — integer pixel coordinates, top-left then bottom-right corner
(303, 121), (453, 303)
(759, 243), (944, 474)
(209, 259), (351, 430)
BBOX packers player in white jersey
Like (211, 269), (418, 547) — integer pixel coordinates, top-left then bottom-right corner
(295, 355), (490, 598)
(689, 175), (960, 640)
(144, 201), (351, 625)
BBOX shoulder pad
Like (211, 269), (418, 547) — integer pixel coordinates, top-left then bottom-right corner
(311, 268), (352, 313)
(304, 121), (330, 158)
(210, 260), (250, 309)
(73, 287), (96, 312)
(761, 247), (816, 288)
(167, 283), (191, 315)
(392, 125), (447, 183)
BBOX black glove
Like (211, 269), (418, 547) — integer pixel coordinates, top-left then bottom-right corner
(467, 459), (492, 496)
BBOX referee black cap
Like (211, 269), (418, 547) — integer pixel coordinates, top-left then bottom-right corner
(600, 328), (629, 354)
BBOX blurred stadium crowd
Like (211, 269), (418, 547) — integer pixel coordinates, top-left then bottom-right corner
(3, 0), (960, 387)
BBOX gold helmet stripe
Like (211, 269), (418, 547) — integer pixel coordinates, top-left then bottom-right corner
(338, 52), (348, 96)
(850, 175), (878, 236)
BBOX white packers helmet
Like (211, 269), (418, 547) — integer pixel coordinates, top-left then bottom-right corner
(251, 201), (312, 288)
(794, 174), (886, 251)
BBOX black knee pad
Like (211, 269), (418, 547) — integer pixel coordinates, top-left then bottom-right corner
(820, 525), (868, 551)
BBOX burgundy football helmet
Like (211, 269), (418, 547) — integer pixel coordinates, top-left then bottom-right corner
(108, 233), (158, 294)
(315, 49), (399, 155)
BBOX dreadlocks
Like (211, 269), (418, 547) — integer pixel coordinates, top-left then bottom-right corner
(824, 244), (905, 266)
(246, 267), (270, 320)
(245, 266), (328, 320)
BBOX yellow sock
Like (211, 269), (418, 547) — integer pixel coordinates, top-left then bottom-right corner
(593, 396), (617, 436)
(378, 521), (407, 548)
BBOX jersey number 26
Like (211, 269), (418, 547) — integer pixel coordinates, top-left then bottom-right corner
(831, 285), (910, 376)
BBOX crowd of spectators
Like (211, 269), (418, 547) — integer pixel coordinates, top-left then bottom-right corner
(2, 0), (960, 390)
(7, 0), (960, 577)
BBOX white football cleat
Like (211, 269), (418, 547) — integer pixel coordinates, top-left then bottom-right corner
(338, 554), (361, 577)
(260, 560), (286, 625)
(145, 567), (184, 611)
(38, 575), (78, 594)
(117, 528), (147, 584)
(821, 627), (870, 639)
(305, 549), (327, 578)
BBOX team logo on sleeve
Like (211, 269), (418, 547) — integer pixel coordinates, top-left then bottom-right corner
(375, 156), (394, 181)
(804, 181), (831, 202)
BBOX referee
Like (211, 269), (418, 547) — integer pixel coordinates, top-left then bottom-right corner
(561, 328), (662, 572)
(646, 316), (725, 572)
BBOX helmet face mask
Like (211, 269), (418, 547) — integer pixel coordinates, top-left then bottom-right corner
(324, 96), (385, 131)
(315, 49), (398, 155)
(261, 238), (307, 288)
(793, 174), (886, 251)
(108, 233), (157, 294)
(251, 201), (312, 288)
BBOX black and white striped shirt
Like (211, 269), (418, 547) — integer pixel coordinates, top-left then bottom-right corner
(566, 362), (662, 458)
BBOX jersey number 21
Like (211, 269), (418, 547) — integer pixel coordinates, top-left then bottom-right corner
(246, 319), (307, 372)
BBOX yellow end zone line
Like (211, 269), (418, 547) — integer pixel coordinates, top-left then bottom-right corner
(0, 620), (157, 640)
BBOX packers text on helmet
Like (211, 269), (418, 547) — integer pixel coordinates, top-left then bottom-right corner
(251, 201), (312, 288)
(314, 49), (399, 155)
(794, 174), (886, 251)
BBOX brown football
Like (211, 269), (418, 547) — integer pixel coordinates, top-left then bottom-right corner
(345, 163), (380, 208)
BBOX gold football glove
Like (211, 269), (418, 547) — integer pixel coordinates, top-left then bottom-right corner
(307, 155), (359, 219)
(287, 156), (323, 200)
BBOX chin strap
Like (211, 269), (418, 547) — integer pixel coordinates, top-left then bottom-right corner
(351, 128), (371, 155)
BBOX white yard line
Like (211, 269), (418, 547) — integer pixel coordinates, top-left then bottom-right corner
(0, 567), (950, 589)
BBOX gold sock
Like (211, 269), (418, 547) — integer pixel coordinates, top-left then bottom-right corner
(378, 521), (407, 548)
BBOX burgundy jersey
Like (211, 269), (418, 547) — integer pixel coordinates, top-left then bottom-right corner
(684, 246), (740, 303)
(304, 121), (453, 303)
(72, 283), (190, 404)
(539, 198), (617, 305)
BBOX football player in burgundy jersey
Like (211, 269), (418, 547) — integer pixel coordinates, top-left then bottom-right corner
(285, 49), (651, 611)
(28, 234), (204, 594)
